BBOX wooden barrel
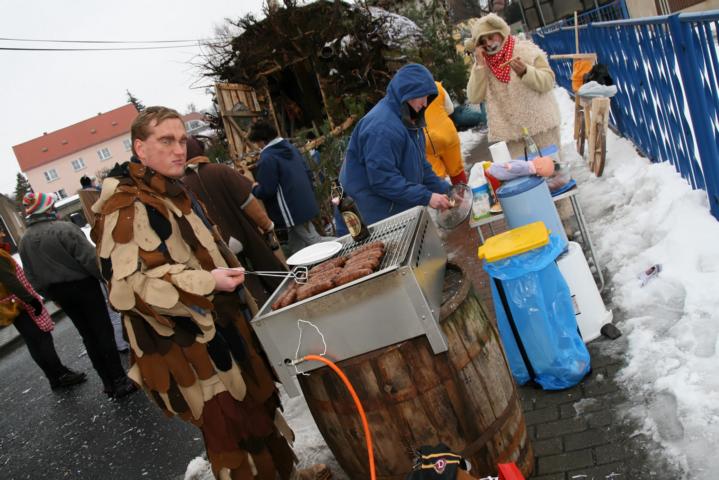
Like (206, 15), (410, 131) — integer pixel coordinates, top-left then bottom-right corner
(298, 263), (534, 479)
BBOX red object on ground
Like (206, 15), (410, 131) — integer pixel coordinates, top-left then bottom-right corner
(498, 462), (525, 480)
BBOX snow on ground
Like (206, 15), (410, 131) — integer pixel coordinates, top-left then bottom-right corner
(185, 87), (719, 480)
(553, 87), (719, 479)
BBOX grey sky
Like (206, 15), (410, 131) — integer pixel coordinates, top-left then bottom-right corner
(0, 0), (267, 197)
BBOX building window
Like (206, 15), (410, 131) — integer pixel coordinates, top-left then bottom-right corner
(186, 120), (203, 131)
(123, 138), (132, 151)
(44, 168), (59, 182)
(97, 147), (112, 161)
(71, 158), (86, 171)
(57, 189), (68, 199)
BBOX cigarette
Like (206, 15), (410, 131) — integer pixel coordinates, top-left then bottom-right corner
(500, 57), (519, 67)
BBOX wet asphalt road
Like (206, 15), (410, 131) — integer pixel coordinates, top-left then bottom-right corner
(0, 316), (204, 480)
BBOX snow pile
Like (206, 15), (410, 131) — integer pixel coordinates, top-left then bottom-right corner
(367, 6), (422, 48)
(554, 88), (719, 478)
(458, 128), (485, 159)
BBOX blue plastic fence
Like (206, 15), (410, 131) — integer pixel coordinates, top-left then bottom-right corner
(535, 0), (629, 35)
(533, 11), (719, 220)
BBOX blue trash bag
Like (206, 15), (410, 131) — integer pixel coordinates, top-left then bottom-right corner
(484, 233), (590, 390)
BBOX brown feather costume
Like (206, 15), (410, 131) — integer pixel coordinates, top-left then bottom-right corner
(91, 161), (296, 479)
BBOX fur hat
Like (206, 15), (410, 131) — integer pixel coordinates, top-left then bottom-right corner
(23, 192), (56, 216)
(470, 13), (511, 49)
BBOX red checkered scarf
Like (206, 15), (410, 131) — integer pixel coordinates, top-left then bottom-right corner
(2, 259), (54, 332)
(482, 35), (516, 84)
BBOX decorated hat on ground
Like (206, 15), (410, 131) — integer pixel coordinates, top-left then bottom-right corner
(23, 192), (56, 215)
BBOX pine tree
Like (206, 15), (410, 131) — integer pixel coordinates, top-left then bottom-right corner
(13, 172), (32, 207)
(126, 90), (146, 111)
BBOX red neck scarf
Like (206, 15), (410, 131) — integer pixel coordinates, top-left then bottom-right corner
(482, 35), (515, 84)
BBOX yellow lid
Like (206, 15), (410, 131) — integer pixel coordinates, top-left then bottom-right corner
(477, 222), (550, 262)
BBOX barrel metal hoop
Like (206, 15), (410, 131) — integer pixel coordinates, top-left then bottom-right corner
(459, 387), (519, 458)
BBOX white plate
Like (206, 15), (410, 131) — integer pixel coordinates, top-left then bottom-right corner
(286, 241), (343, 266)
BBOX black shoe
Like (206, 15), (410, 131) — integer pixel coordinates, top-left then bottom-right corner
(108, 376), (138, 399)
(50, 371), (87, 390)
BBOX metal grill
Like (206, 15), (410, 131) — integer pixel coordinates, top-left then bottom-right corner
(252, 205), (448, 397)
(334, 206), (421, 272)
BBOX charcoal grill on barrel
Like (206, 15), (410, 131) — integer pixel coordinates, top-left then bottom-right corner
(251, 206), (448, 397)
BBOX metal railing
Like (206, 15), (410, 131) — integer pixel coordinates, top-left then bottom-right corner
(533, 10), (719, 220)
(535, 0), (629, 35)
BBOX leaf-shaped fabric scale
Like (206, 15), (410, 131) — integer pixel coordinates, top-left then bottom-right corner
(92, 177), (120, 213)
(109, 277), (135, 310)
(133, 202), (161, 251)
(171, 270), (215, 296)
(111, 242), (139, 280)
(99, 210), (119, 259)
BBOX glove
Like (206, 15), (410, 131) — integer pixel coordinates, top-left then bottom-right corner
(450, 170), (468, 185)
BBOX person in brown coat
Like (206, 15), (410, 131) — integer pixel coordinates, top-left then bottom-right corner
(182, 136), (286, 306)
(92, 106), (329, 480)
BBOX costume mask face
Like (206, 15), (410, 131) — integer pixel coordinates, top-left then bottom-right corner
(479, 33), (504, 55)
(134, 118), (188, 178)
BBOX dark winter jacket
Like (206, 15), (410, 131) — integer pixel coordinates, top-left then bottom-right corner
(183, 158), (286, 305)
(337, 64), (450, 234)
(252, 138), (319, 229)
(18, 214), (101, 296)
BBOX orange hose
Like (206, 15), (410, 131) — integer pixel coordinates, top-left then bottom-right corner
(303, 354), (376, 480)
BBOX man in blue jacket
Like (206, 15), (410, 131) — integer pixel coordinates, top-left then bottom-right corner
(250, 120), (333, 254)
(337, 63), (451, 234)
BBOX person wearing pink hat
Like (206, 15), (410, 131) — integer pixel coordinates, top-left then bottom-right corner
(18, 192), (137, 399)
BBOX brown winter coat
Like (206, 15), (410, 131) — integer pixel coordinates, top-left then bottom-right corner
(91, 161), (296, 479)
(182, 158), (286, 307)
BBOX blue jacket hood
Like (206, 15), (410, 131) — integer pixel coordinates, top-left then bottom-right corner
(385, 64), (438, 113)
(336, 64), (450, 235)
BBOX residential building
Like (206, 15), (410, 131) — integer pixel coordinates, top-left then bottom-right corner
(183, 111), (213, 137)
(12, 104), (138, 197)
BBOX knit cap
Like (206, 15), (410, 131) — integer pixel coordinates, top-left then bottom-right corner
(23, 192), (56, 215)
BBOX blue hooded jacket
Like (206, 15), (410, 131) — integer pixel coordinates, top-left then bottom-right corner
(252, 139), (319, 229)
(337, 64), (450, 234)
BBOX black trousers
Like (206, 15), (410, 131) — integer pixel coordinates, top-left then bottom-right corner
(13, 310), (68, 383)
(47, 277), (126, 387)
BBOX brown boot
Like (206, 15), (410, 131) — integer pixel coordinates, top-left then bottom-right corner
(294, 464), (332, 480)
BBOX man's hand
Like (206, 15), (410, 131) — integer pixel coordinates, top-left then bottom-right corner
(509, 58), (527, 77)
(211, 267), (245, 292)
(429, 193), (451, 211)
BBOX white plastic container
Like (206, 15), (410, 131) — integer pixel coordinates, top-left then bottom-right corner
(468, 163), (491, 221)
(489, 141), (511, 165)
(557, 242), (612, 342)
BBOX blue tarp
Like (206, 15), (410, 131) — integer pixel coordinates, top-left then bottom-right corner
(484, 234), (590, 390)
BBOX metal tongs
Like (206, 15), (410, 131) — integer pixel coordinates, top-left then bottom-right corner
(243, 266), (309, 284)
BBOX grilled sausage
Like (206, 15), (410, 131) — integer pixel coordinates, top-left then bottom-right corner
(271, 282), (299, 310)
(335, 267), (373, 286)
(346, 251), (384, 267)
(309, 257), (346, 274)
(309, 267), (343, 284)
(346, 258), (380, 272)
(349, 241), (385, 257)
(296, 279), (335, 301)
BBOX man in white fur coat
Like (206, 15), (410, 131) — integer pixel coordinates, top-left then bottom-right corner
(466, 13), (561, 159)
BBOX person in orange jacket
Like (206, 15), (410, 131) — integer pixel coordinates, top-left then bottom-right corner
(424, 81), (468, 185)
